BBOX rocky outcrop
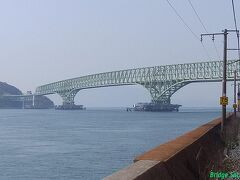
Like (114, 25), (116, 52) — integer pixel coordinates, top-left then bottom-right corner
(0, 82), (23, 108)
(0, 82), (54, 109)
(0, 82), (22, 96)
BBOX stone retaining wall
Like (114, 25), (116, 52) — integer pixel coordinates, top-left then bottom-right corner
(104, 114), (236, 180)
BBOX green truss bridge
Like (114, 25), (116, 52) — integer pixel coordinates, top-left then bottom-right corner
(35, 60), (239, 105)
(2, 60), (240, 108)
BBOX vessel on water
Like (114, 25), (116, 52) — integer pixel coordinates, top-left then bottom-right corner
(55, 104), (86, 110)
(127, 102), (181, 112)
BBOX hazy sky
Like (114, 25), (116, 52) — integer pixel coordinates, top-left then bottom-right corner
(0, 0), (239, 107)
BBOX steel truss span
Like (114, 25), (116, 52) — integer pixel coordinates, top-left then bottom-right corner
(35, 60), (240, 105)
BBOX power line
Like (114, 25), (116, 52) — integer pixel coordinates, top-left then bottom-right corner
(231, 0), (238, 32)
(231, 0), (240, 60)
(237, 35), (240, 60)
(165, 0), (199, 40)
(187, 0), (207, 33)
(165, 0), (211, 59)
(187, 0), (221, 60)
(212, 41), (221, 60)
(201, 43), (211, 59)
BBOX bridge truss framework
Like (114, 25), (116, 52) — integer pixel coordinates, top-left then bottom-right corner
(33, 60), (240, 106)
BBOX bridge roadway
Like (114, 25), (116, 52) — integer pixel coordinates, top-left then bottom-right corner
(32, 60), (240, 106)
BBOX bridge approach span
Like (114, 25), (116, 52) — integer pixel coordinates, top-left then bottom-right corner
(35, 60), (240, 105)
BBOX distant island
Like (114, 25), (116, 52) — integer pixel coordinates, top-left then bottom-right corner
(0, 82), (54, 109)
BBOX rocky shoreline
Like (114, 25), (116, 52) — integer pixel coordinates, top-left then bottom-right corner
(220, 114), (240, 180)
(0, 82), (54, 109)
(222, 135), (240, 179)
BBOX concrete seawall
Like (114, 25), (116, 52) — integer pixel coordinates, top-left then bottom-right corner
(104, 114), (236, 180)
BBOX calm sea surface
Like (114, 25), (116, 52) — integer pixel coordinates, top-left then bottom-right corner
(0, 108), (222, 180)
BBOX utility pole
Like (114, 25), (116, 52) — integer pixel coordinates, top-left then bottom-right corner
(201, 29), (239, 136)
(222, 29), (228, 129)
(22, 98), (25, 109)
(233, 70), (237, 117)
(238, 83), (240, 112)
(32, 95), (35, 109)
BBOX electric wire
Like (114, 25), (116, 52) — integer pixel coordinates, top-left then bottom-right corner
(201, 43), (211, 60)
(231, 0), (240, 60)
(187, 0), (207, 32)
(165, 0), (198, 40)
(165, 0), (211, 59)
(212, 42), (221, 60)
(187, 0), (221, 60)
(231, 0), (238, 32)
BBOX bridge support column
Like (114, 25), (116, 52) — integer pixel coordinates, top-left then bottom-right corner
(143, 80), (190, 105)
(22, 97), (25, 109)
(143, 84), (171, 104)
(141, 81), (190, 111)
(58, 90), (80, 106)
(152, 97), (171, 105)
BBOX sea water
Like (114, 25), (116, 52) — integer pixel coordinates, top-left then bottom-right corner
(0, 108), (221, 179)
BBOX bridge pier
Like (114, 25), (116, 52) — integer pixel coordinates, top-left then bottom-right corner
(58, 90), (79, 105)
(13, 95), (35, 109)
(57, 90), (84, 110)
(22, 97), (25, 109)
(139, 80), (191, 111)
(138, 82), (184, 111)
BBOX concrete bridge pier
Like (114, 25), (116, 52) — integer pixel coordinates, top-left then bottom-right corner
(20, 95), (34, 109)
(57, 89), (81, 109)
(143, 84), (181, 111)
(143, 80), (190, 106)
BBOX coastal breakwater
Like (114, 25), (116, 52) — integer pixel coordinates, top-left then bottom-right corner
(104, 113), (239, 180)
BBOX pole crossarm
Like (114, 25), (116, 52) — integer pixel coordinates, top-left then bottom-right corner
(34, 60), (240, 104)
